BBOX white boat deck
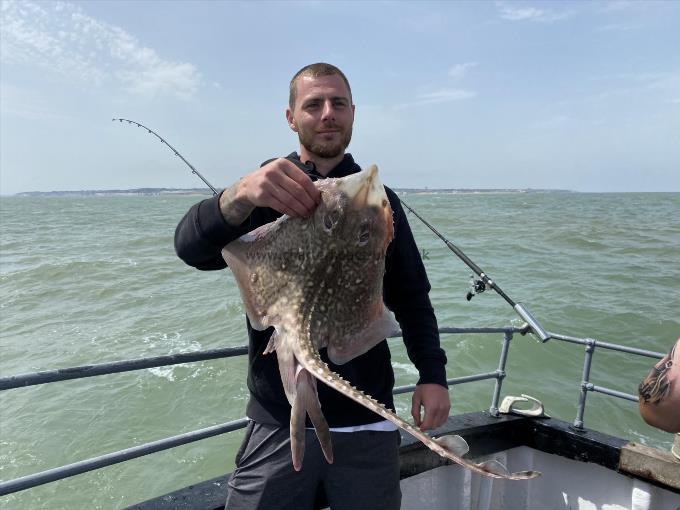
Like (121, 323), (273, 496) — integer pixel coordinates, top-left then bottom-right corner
(399, 446), (679, 510)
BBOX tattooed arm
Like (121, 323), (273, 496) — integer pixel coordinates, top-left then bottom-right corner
(219, 158), (320, 225)
(638, 338), (680, 433)
(219, 180), (256, 226)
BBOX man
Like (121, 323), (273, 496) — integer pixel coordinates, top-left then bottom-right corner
(175, 63), (450, 509)
(638, 338), (680, 434)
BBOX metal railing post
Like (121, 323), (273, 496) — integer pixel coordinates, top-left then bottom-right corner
(489, 330), (513, 417)
(573, 339), (595, 430)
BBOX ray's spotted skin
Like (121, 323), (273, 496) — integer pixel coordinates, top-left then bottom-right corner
(222, 166), (540, 480)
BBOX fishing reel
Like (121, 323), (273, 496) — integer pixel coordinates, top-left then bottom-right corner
(466, 276), (486, 301)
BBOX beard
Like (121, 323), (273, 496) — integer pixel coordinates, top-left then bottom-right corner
(298, 125), (353, 159)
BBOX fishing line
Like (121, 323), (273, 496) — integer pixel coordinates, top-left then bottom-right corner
(113, 118), (549, 342)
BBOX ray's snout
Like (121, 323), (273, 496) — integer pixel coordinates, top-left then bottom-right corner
(344, 165), (387, 210)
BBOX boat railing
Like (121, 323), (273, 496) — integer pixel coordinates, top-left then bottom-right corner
(0, 326), (665, 497)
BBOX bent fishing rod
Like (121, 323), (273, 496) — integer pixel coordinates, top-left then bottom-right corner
(112, 118), (218, 195)
(113, 118), (550, 342)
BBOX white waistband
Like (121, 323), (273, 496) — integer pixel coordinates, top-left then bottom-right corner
(246, 417), (399, 433)
(328, 420), (398, 433)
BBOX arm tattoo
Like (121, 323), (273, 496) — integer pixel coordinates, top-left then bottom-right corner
(219, 180), (254, 226)
(638, 343), (676, 404)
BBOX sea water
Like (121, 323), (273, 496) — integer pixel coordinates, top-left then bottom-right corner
(1, 192), (679, 509)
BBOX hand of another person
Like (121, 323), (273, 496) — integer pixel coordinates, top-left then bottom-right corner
(411, 383), (451, 431)
(236, 158), (321, 218)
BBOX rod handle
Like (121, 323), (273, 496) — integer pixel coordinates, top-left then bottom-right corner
(514, 303), (550, 342)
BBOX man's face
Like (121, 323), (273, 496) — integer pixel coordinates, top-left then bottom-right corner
(286, 74), (355, 159)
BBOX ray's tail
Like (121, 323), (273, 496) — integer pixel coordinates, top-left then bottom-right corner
(296, 350), (540, 481)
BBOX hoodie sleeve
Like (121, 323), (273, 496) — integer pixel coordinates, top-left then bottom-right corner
(382, 188), (448, 387)
(174, 191), (252, 270)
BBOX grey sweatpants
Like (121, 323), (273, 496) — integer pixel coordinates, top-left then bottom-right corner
(224, 421), (401, 510)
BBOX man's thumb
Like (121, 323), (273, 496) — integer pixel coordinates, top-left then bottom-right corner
(411, 394), (422, 426)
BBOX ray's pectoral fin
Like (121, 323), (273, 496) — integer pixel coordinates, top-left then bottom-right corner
(221, 226), (278, 331)
(327, 306), (399, 365)
(291, 368), (333, 471)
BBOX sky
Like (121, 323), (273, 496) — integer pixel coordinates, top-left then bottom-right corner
(1, 0), (679, 194)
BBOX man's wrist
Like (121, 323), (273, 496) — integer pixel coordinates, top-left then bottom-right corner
(417, 362), (448, 388)
(219, 178), (254, 226)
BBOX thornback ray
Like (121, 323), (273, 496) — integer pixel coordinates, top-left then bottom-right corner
(221, 165), (540, 480)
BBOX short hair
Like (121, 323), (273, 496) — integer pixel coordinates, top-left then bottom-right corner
(289, 63), (352, 110)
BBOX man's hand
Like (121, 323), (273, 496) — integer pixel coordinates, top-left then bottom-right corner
(411, 383), (451, 431)
(220, 158), (321, 225)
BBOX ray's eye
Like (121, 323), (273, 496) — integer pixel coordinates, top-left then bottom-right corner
(323, 209), (341, 231)
(358, 222), (370, 246)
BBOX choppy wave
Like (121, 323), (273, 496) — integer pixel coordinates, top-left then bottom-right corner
(1, 193), (679, 509)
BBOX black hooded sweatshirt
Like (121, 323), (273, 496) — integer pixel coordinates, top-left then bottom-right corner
(174, 152), (447, 427)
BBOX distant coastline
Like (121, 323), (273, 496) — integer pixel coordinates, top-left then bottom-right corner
(13, 187), (573, 197)
(13, 188), (215, 197)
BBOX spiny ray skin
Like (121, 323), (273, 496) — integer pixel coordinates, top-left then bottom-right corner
(222, 166), (540, 480)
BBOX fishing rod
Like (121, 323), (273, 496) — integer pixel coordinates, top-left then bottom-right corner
(114, 118), (550, 342)
(112, 118), (218, 196)
(399, 200), (550, 342)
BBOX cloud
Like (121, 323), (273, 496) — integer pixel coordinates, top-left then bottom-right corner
(448, 62), (478, 79)
(0, 0), (201, 99)
(496, 2), (572, 23)
(596, 23), (642, 32)
(394, 88), (476, 110)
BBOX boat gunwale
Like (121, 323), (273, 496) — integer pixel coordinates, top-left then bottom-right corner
(126, 411), (679, 509)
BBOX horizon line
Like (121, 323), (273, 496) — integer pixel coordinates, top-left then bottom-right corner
(5, 187), (680, 196)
